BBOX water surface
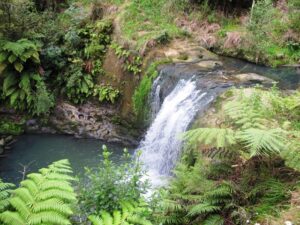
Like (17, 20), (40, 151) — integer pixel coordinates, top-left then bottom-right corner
(0, 134), (131, 184)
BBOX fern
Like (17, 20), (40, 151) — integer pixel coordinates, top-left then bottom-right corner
(203, 215), (224, 225)
(0, 39), (40, 74)
(238, 128), (286, 157)
(0, 179), (14, 213)
(88, 201), (152, 225)
(0, 159), (76, 225)
(184, 128), (236, 149)
(224, 100), (266, 129)
(281, 131), (300, 171)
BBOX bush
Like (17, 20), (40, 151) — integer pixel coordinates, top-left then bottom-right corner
(78, 146), (149, 216)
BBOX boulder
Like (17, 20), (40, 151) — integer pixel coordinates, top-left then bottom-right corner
(233, 73), (274, 85)
(196, 60), (223, 69)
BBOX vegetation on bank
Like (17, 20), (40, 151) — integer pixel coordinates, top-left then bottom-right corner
(156, 86), (300, 224)
(132, 59), (172, 123)
(0, 0), (120, 117)
(105, 0), (299, 66)
(0, 0), (298, 119)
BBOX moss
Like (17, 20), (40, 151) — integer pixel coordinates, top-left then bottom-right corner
(132, 58), (172, 123)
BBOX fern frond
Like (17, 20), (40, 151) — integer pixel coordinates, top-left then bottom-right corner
(0, 159), (76, 225)
(88, 215), (104, 225)
(188, 203), (221, 216)
(0, 179), (14, 212)
(281, 132), (300, 171)
(203, 214), (224, 225)
(184, 128), (237, 149)
(0, 211), (25, 225)
(238, 128), (286, 157)
(224, 99), (267, 129)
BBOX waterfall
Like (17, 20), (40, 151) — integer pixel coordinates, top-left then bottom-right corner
(138, 78), (214, 186)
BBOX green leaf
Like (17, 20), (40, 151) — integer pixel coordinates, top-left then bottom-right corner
(3, 72), (17, 92)
(8, 54), (17, 63)
(13, 62), (23, 73)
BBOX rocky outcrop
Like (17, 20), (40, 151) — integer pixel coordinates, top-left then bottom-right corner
(0, 135), (15, 155)
(232, 73), (275, 85)
(26, 102), (140, 146)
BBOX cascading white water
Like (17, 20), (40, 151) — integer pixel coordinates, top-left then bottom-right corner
(138, 79), (214, 186)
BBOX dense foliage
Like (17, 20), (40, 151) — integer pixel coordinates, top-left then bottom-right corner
(0, 0), (120, 118)
(155, 87), (300, 224)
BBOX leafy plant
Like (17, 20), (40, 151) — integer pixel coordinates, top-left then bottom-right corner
(0, 118), (25, 135)
(1, 71), (54, 115)
(0, 159), (76, 225)
(0, 39), (40, 74)
(78, 146), (149, 216)
(156, 157), (247, 225)
(111, 42), (142, 75)
(64, 62), (94, 104)
(88, 201), (153, 225)
(0, 39), (53, 115)
(93, 85), (120, 103)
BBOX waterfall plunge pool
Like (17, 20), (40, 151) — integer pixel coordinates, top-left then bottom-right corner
(0, 134), (133, 184)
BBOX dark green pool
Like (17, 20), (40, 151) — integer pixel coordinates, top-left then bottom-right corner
(0, 134), (131, 184)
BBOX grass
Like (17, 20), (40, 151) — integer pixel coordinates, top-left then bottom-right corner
(118, 0), (183, 49)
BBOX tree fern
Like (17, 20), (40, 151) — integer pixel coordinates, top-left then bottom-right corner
(88, 201), (153, 225)
(0, 159), (76, 225)
(0, 179), (14, 213)
(184, 128), (236, 149)
(238, 128), (286, 157)
(224, 100), (266, 129)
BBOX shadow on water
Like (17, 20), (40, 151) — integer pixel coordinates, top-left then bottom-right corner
(0, 134), (132, 184)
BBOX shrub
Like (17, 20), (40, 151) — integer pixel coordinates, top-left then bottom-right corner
(78, 146), (149, 216)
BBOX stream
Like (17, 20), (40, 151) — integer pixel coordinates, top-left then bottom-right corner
(0, 57), (299, 186)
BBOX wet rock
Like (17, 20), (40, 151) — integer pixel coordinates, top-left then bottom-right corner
(233, 73), (274, 85)
(47, 102), (140, 146)
(196, 60), (223, 69)
(0, 138), (4, 146)
(0, 135), (16, 155)
(0, 146), (3, 155)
